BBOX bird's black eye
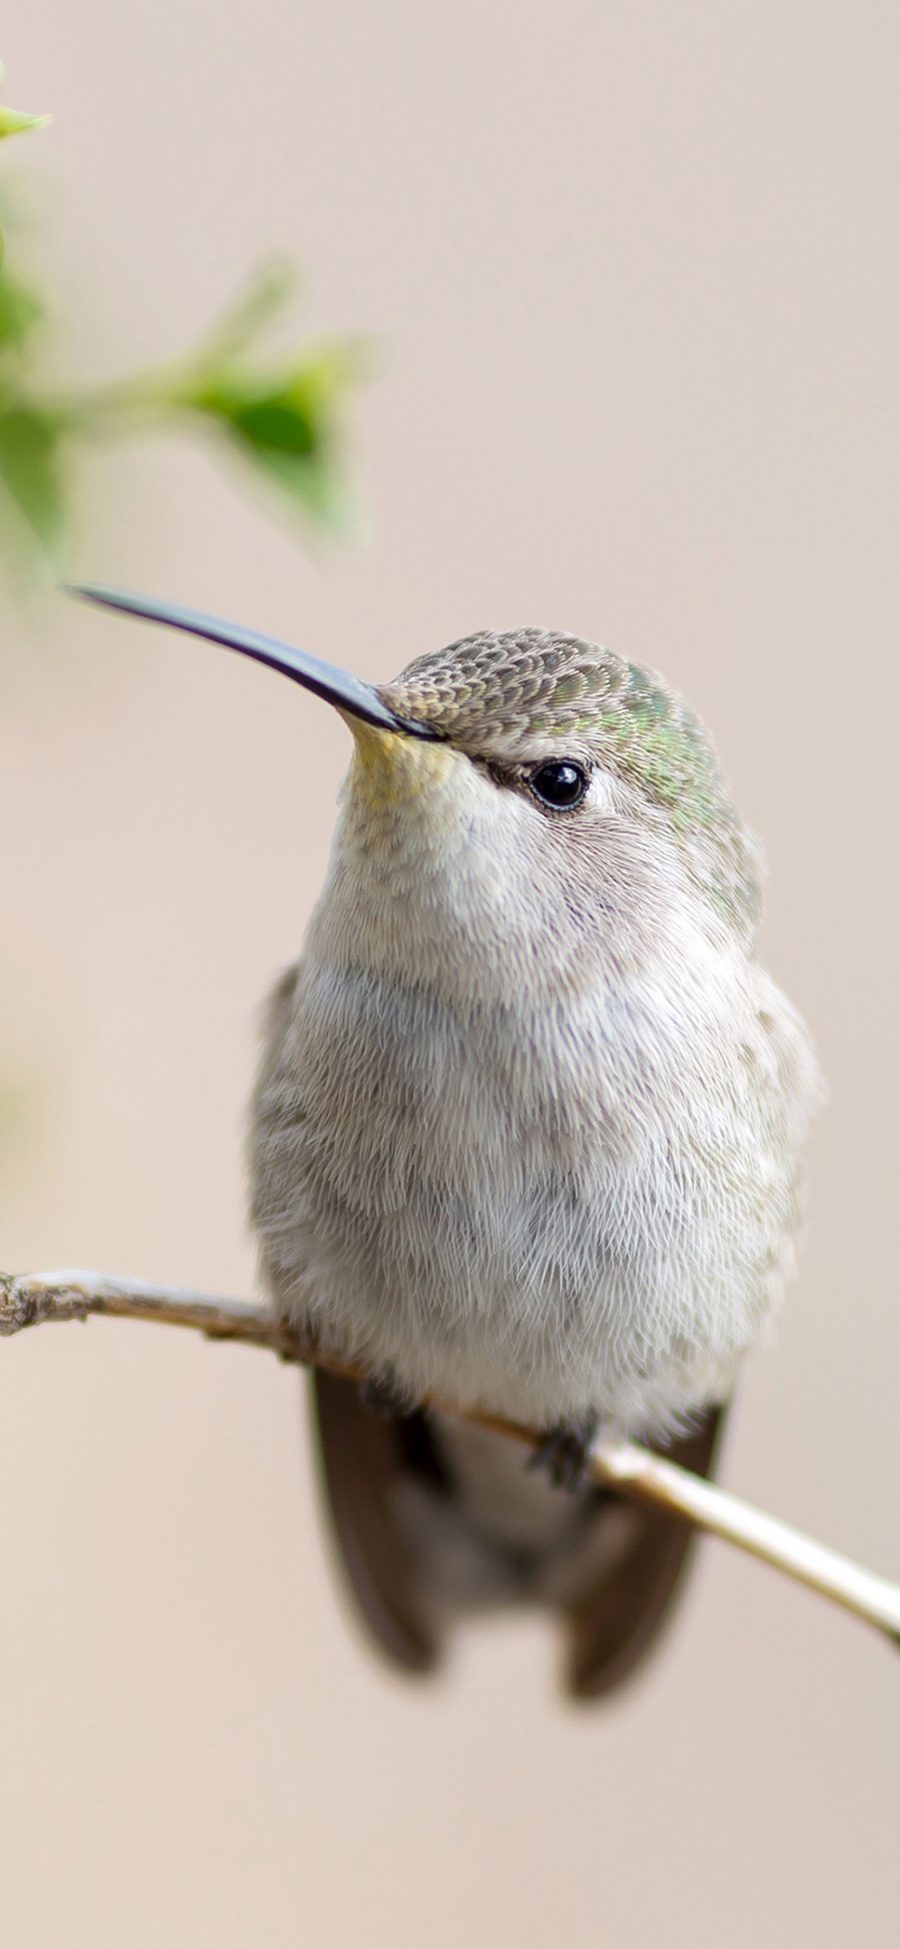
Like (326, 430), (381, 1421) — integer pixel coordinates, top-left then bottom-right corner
(528, 760), (589, 810)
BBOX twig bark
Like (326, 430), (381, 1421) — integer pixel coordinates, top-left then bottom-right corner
(2, 1266), (898, 1650)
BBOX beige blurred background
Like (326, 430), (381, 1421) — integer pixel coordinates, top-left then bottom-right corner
(2, 4), (899, 1943)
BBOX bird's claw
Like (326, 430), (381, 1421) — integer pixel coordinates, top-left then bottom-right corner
(359, 1372), (419, 1419)
(528, 1415), (599, 1491)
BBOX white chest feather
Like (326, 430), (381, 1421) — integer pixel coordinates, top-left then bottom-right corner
(252, 920), (815, 1434)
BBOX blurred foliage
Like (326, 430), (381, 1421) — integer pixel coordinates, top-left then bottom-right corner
(0, 61), (366, 574)
(0, 61), (49, 147)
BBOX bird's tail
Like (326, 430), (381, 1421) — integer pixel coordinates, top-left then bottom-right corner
(310, 1369), (725, 1698)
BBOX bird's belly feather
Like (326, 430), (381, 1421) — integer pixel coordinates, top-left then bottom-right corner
(250, 955), (809, 1436)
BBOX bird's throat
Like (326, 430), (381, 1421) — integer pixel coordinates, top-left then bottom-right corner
(346, 721), (456, 818)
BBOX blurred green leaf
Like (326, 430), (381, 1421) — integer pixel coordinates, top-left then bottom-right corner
(191, 371), (319, 455)
(181, 338), (366, 526)
(0, 105), (49, 140)
(198, 259), (298, 363)
(0, 55), (365, 573)
(0, 57), (49, 140)
(0, 265), (42, 355)
(290, 339), (373, 410)
(0, 402), (66, 561)
(239, 442), (350, 524)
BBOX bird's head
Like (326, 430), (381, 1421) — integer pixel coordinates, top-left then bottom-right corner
(71, 588), (761, 998)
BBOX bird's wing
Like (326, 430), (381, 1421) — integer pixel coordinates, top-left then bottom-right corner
(310, 1370), (443, 1674)
(563, 1406), (727, 1699)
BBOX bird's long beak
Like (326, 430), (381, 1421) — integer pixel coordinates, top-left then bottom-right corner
(66, 584), (438, 742)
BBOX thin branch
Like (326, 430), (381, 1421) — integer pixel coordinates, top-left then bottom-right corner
(2, 1267), (898, 1650)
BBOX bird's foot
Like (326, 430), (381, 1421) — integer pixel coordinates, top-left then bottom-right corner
(528, 1414), (600, 1491)
(359, 1371), (420, 1420)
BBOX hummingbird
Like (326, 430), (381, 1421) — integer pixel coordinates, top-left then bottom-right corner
(74, 584), (821, 1698)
